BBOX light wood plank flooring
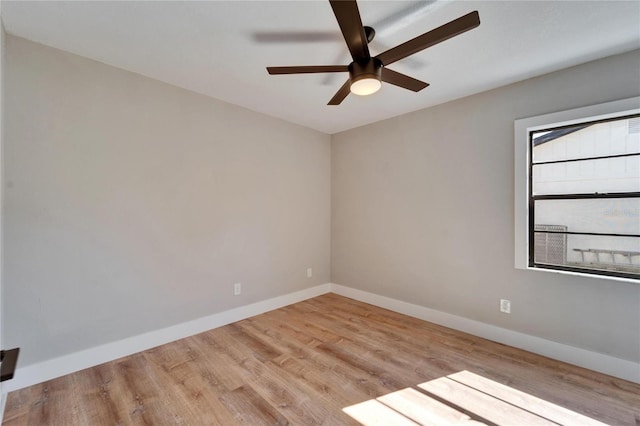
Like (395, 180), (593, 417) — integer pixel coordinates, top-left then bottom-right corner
(4, 293), (640, 425)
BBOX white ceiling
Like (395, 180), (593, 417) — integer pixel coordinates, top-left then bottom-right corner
(2, 1), (639, 134)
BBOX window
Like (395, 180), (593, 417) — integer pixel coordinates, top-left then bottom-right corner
(515, 98), (640, 282)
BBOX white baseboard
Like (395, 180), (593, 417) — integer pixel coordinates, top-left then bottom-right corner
(3, 284), (332, 393)
(4, 282), (638, 395)
(0, 391), (6, 424)
(329, 283), (640, 384)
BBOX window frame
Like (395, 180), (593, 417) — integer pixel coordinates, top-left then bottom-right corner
(514, 97), (640, 283)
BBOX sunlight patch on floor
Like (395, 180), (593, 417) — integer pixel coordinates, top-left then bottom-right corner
(343, 370), (607, 426)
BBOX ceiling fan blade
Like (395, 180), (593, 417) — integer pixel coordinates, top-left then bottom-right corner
(376, 11), (480, 66)
(329, 0), (370, 61)
(328, 79), (351, 105)
(381, 68), (429, 92)
(267, 65), (349, 75)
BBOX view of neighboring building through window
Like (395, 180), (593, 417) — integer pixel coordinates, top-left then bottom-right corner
(529, 115), (640, 279)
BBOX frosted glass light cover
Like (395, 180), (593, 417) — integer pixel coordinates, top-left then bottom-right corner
(350, 78), (381, 96)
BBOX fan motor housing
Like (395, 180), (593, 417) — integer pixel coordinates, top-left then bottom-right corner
(348, 58), (382, 85)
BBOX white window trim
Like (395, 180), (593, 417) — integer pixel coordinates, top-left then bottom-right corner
(514, 96), (640, 283)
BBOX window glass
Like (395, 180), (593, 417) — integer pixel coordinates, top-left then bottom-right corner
(532, 156), (640, 195)
(531, 118), (640, 163)
(532, 233), (640, 274)
(534, 198), (640, 235)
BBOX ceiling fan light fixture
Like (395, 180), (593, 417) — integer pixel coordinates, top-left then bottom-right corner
(350, 77), (381, 96)
(348, 59), (383, 96)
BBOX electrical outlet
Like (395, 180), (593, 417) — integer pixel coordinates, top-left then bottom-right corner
(307, 268), (313, 278)
(234, 282), (242, 296)
(500, 299), (511, 314)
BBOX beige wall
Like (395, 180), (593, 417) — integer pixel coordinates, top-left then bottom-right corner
(4, 36), (331, 366)
(331, 49), (640, 363)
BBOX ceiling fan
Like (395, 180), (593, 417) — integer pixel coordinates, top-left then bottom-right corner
(266, 1), (480, 105)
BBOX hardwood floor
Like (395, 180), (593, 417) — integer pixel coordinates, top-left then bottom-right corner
(3, 293), (640, 425)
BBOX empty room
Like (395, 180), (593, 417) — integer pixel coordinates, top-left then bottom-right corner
(0, 0), (639, 424)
